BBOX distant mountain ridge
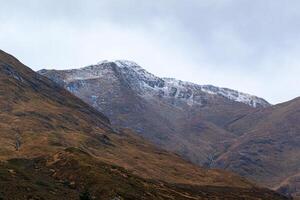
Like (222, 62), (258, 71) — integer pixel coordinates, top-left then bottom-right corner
(39, 60), (270, 108)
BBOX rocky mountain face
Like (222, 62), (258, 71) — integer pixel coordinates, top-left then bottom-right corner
(0, 49), (288, 199)
(39, 60), (270, 167)
(39, 60), (300, 199)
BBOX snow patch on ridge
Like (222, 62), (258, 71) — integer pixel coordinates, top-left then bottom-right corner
(200, 85), (269, 108)
(40, 60), (270, 108)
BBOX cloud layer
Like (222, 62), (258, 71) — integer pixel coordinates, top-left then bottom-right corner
(1, 0), (300, 103)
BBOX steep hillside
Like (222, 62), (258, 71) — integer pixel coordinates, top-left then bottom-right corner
(0, 50), (111, 160)
(214, 97), (300, 198)
(39, 60), (270, 166)
(0, 50), (287, 199)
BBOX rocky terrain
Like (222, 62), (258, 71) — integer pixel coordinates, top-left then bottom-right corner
(0, 50), (288, 199)
(39, 59), (300, 199)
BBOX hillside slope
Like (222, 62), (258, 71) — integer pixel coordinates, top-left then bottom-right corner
(0, 148), (289, 200)
(214, 97), (300, 198)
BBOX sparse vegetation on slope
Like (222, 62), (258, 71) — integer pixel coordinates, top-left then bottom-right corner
(0, 148), (290, 200)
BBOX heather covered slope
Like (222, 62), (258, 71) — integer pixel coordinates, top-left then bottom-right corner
(0, 148), (289, 200)
(0, 50), (111, 160)
(0, 49), (287, 199)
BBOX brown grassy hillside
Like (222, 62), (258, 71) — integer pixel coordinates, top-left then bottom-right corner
(215, 98), (300, 198)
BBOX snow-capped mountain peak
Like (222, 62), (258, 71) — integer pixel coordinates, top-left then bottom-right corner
(38, 60), (271, 108)
(97, 59), (139, 68)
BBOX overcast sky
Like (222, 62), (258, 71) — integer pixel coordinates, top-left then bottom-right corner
(1, 0), (300, 104)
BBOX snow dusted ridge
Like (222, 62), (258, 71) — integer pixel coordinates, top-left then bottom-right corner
(200, 85), (270, 108)
(159, 78), (270, 108)
(39, 60), (271, 108)
(97, 60), (140, 69)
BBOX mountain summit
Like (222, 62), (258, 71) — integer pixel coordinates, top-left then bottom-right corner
(40, 60), (270, 108)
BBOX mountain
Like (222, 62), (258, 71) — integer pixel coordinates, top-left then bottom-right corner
(39, 60), (270, 108)
(38, 60), (270, 167)
(213, 97), (300, 198)
(38, 60), (300, 198)
(0, 49), (287, 199)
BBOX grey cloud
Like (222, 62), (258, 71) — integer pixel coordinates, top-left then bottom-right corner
(0, 0), (300, 103)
